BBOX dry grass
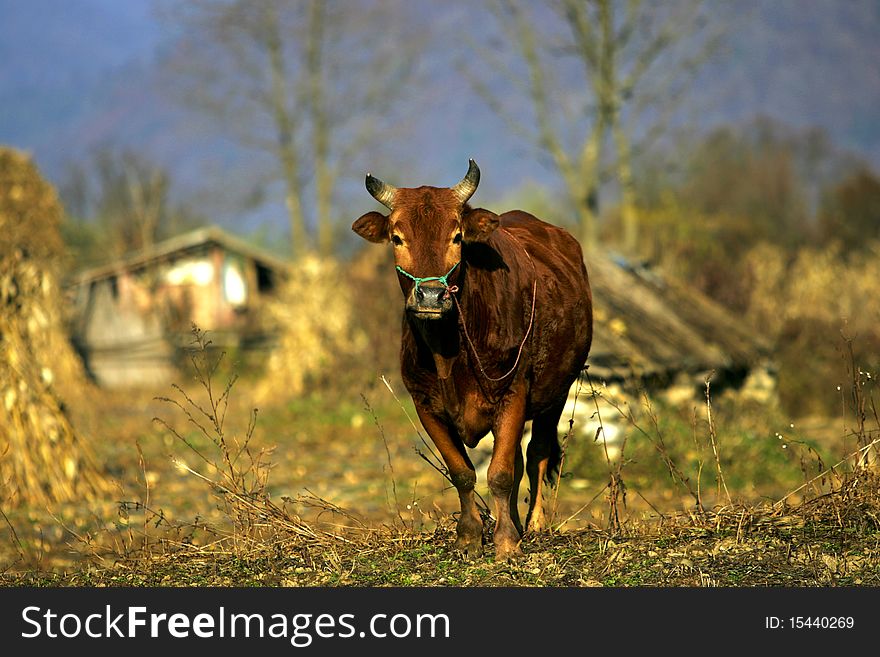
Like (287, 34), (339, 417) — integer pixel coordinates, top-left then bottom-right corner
(2, 321), (879, 587)
(153, 326), (341, 553)
(254, 255), (369, 403)
(5, 491), (879, 587)
(746, 241), (880, 338)
(745, 241), (880, 416)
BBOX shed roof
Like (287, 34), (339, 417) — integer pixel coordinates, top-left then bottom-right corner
(70, 225), (291, 285)
(586, 254), (770, 382)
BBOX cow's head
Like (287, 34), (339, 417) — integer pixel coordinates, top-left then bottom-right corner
(352, 160), (499, 319)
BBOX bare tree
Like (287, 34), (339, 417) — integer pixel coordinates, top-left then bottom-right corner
(467, 0), (718, 253)
(83, 148), (169, 256)
(59, 147), (201, 265)
(162, 0), (418, 259)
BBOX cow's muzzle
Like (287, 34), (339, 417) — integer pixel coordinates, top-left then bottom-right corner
(397, 262), (459, 319)
(406, 281), (455, 318)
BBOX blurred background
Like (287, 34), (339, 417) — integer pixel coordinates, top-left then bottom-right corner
(3, 1), (878, 252)
(1, 0), (879, 567)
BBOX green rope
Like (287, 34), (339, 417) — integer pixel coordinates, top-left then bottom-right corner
(396, 261), (460, 293)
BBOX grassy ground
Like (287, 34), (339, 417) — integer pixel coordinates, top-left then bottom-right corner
(5, 502), (880, 587)
(2, 345), (879, 587)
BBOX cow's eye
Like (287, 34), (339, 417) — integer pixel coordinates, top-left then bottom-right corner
(452, 233), (462, 245)
(391, 235), (403, 246)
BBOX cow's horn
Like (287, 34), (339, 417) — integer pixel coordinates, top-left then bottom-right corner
(365, 173), (396, 210)
(451, 159), (480, 204)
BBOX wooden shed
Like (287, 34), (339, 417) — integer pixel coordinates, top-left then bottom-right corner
(68, 226), (290, 387)
(586, 254), (772, 397)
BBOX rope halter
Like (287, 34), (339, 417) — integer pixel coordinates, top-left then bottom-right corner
(396, 261), (460, 298)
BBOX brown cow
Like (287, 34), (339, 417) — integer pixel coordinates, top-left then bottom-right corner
(352, 160), (592, 560)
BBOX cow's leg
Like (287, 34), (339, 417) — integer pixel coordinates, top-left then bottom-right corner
(415, 406), (483, 558)
(511, 444), (524, 536)
(525, 400), (565, 533)
(488, 392), (527, 561)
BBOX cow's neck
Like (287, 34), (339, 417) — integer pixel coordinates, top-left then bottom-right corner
(408, 312), (461, 380)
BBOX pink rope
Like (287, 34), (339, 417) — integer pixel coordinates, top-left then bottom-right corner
(449, 228), (538, 383)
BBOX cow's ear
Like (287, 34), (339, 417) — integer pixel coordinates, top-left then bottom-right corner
(352, 211), (389, 243)
(462, 208), (499, 243)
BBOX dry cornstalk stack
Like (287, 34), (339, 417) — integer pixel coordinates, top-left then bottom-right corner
(255, 254), (367, 403)
(0, 147), (111, 507)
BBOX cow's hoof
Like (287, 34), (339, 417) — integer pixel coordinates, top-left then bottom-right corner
(525, 517), (548, 535)
(493, 541), (524, 562)
(454, 535), (483, 559)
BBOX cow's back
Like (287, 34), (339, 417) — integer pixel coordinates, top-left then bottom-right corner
(490, 211), (593, 415)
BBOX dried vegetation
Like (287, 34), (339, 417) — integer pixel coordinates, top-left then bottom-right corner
(0, 148), (112, 508)
(3, 325), (879, 587)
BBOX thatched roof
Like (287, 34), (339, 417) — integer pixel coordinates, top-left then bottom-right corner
(586, 254), (770, 384)
(70, 225), (291, 285)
